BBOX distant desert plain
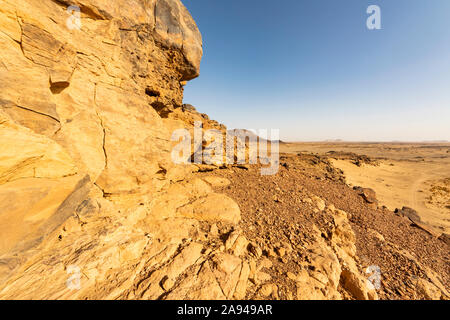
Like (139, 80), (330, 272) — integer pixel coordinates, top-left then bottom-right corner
(280, 142), (450, 234)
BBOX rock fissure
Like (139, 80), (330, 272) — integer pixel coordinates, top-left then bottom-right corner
(93, 84), (108, 172)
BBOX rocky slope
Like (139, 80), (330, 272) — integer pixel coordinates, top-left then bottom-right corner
(198, 155), (449, 300)
(0, 0), (447, 300)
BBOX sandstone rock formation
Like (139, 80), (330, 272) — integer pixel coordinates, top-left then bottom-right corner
(354, 186), (378, 209)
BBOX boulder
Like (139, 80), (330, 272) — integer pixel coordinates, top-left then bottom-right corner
(394, 207), (421, 222)
(178, 193), (241, 224)
(354, 186), (378, 209)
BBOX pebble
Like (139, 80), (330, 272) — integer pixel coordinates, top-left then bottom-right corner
(276, 247), (286, 257)
(161, 277), (175, 291)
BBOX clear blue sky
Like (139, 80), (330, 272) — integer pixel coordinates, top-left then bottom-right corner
(182, 0), (450, 142)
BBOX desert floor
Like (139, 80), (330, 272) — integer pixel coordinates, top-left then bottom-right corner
(280, 142), (450, 234)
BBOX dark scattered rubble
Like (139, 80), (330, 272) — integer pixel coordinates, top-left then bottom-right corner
(326, 151), (380, 167)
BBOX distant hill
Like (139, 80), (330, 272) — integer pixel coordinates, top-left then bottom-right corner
(323, 139), (344, 142)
